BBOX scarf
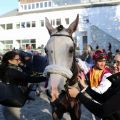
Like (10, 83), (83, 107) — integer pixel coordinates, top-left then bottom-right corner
(89, 68), (104, 88)
(89, 66), (111, 88)
(8, 64), (23, 72)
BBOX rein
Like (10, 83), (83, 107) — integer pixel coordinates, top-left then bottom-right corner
(65, 62), (81, 90)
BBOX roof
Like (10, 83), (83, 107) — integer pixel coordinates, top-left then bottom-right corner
(0, 1), (120, 18)
(20, 0), (49, 4)
(0, 9), (18, 18)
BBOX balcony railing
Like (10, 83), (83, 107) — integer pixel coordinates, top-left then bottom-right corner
(80, 0), (119, 4)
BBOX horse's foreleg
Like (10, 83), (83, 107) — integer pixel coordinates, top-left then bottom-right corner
(52, 108), (64, 120)
(69, 102), (81, 120)
(50, 101), (64, 120)
(69, 110), (81, 120)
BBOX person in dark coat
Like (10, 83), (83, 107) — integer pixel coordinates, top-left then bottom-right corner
(68, 52), (120, 120)
(17, 50), (33, 75)
(0, 50), (46, 120)
(32, 53), (49, 88)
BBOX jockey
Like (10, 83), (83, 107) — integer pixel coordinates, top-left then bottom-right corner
(87, 49), (112, 94)
(78, 49), (112, 94)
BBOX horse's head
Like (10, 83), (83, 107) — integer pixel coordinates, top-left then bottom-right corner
(44, 15), (79, 101)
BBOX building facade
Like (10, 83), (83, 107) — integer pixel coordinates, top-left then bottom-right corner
(0, 0), (120, 53)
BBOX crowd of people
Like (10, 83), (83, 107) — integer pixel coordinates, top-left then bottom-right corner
(0, 45), (119, 120)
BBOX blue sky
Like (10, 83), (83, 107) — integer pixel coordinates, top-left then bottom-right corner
(0, 0), (18, 15)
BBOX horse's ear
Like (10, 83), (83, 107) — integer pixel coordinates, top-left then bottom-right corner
(45, 17), (54, 35)
(67, 14), (79, 35)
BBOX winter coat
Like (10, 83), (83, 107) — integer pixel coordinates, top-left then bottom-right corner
(2, 64), (46, 86)
(0, 64), (46, 107)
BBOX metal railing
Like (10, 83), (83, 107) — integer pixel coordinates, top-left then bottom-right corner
(80, 0), (119, 3)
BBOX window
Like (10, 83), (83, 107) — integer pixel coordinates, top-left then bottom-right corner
(21, 39), (36, 50)
(40, 3), (43, 8)
(4, 40), (13, 50)
(65, 18), (69, 25)
(83, 16), (89, 24)
(28, 4), (31, 9)
(16, 23), (20, 29)
(36, 3), (39, 8)
(5, 40), (13, 44)
(51, 20), (55, 26)
(24, 5), (27, 10)
(22, 45), (26, 50)
(83, 36), (88, 48)
(44, 2), (47, 7)
(0, 24), (5, 29)
(56, 19), (61, 26)
(48, 1), (51, 7)
(6, 45), (13, 50)
(32, 44), (36, 49)
(32, 21), (36, 27)
(6, 23), (13, 30)
(22, 39), (29, 43)
(21, 22), (25, 28)
(40, 20), (44, 27)
(26, 22), (30, 27)
(32, 4), (35, 9)
(31, 39), (35, 43)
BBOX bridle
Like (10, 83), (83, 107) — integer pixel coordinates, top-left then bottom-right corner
(49, 25), (79, 89)
(50, 25), (74, 41)
(51, 34), (74, 41)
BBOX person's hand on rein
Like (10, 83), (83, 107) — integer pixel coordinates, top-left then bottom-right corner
(68, 86), (79, 98)
(68, 71), (88, 98)
(77, 71), (87, 88)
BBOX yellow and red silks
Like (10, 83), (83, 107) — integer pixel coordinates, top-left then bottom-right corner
(89, 67), (111, 88)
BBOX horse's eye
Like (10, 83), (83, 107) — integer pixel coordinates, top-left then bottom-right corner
(69, 47), (74, 54)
